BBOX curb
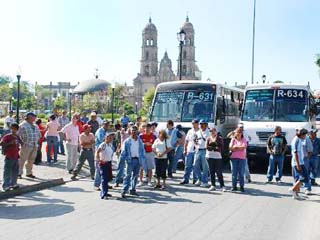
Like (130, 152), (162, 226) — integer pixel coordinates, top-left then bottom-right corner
(0, 178), (65, 201)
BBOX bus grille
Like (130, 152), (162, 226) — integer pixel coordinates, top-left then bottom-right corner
(256, 132), (286, 142)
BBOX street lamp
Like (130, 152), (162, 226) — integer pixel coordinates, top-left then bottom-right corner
(16, 68), (21, 123)
(177, 29), (186, 80)
(9, 82), (13, 111)
(135, 101), (138, 115)
(261, 74), (266, 84)
(111, 83), (115, 123)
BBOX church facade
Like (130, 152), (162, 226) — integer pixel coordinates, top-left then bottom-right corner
(133, 17), (201, 106)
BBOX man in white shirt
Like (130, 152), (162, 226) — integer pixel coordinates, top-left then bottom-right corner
(193, 119), (210, 187)
(180, 119), (200, 185)
(3, 111), (15, 135)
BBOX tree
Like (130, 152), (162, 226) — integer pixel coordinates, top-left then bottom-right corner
(123, 102), (134, 115)
(139, 87), (155, 117)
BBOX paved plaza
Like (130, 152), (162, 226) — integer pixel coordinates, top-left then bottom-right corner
(0, 168), (320, 240)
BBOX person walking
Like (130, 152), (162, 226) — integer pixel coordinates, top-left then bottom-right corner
(96, 132), (115, 199)
(165, 120), (178, 178)
(58, 110), (69, 155)
(206, 127), (225, 191)
(61, 114), (80, 174)
(309, 129), (320, 186)
(0, 123), (21, 191)
(46, 114), (61, 163)
(120, 126), (145, 198)
(3, 110), (15, 135)
(229, 127), (247, 192)
(152, 129), (171, 189)
(88, 112), (100, 135)
(194, 119), (210, 187)
(18, 112), (41, 179)
(266, 126), (287, 184)
(71, 124), (95, 180)
(180, 119), (199, 185)
(34, 118), (46, 165)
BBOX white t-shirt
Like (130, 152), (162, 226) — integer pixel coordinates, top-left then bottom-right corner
(98, 142), (114, 163)
(196, 128), (210, 150)
(185, 128), (199, 153)
(152, 138), (171, 159)
(4, 116), (14, 130)
(130, 138), (139, 158)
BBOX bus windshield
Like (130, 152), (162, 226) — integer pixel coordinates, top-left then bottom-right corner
(151, 90), (215, 122)
(242, 88), (309, 122)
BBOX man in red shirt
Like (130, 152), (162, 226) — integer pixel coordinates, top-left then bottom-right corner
(0, 123), (21, 191)
(139, 123), (156, 186)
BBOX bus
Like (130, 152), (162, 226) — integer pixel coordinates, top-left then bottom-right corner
(149, 80), (244, 138)
(240, 83), (318, 169)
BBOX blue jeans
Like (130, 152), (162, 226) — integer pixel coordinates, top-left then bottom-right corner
(47, 136), (58, 163)
(267, 154), (284, 181)
(173, 146), (184, 172)
(293, 164), (309, 188)
(183, 152), (195, 182)
(115, 155), (126, 184)
(309, 155), (319, 180)
(122, 159), (140, 193)
(2, 158), (19, 190)
(303, 158), (312, 191)
(94, 161), (101, 187)
(59, 140), (65, 154)
(100, 162), (111, 199)
(231, 159), (246, 188)
(194, 149), (209, 183)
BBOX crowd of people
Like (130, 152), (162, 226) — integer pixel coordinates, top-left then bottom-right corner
(0, 110), (319, 201)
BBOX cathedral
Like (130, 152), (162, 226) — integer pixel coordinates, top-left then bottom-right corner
(133, 16), (201, 105)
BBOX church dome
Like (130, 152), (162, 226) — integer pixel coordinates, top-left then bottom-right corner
(143, 17), (157, 33)
(160, 51), (172, 69)
(73, 78), (110, 94)
(182, 16), (194, 31)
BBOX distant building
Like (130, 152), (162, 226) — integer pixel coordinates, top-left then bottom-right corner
(133, 17), (201, 108)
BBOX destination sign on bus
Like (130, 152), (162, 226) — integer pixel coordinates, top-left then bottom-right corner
(246, 89), (273, 102)
(276, 89), (306, 101)
(155, 92), (184, 104)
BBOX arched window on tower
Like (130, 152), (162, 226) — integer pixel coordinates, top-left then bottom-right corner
(183, 65), (187, 75)
(146, 39), (149, 46)
(183, 51), (187, 59)
(145, 51), (149, 60)
(144, 65), (150, 76)
(150, 39), (154, 46)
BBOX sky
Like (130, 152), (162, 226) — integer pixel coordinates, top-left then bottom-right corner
(0, 0), (319, 88)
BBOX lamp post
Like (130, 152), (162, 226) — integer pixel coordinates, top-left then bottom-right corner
(177, 29), (186, 80)
(69, 89), (73, 119)
(107, 96), (110, 113)
(16, 69), (21, 123)
(111, 83), (115, 123)
(261, 74), (266, 84)
(34, 95), (38, 113)
(9, 82), (13, 111)
(135, 101), (138, 115)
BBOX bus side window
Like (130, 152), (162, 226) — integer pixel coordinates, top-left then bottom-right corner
(216, 97), (226, 124)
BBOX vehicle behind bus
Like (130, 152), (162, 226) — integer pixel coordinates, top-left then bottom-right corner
(240, 84), (317, 170)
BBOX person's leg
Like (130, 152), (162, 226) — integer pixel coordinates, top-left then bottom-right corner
(303, 158), (312, 191)
(173, 146), (183, 172)
(115, 156), (125, 184)
(162, 158), (168, 186)
(47, 136), (53, 163)
(193, 151), (201, 183)
(11, 159), (19, 187)
(245, 159), (251, 181)
(231, 159), (238, 189)
(310, 155), (319, 184)
(70, 145), (79, 170)
(99, 164), (108, 199)
(130, 159), (140, 192)
(18, 146), (28, 176)
(2, 158), (12, 190)
(66, 143), (72, 171)
(266, 155), (275, 181)
(25, 147), (37, 176)
(73, 149), (87, 176)
(183, 152), (194, 183)
(86, 150), (95, 178)
(239, 160), (246, 188)
(94, 161), (101, 187)
(167, 150), (174, 177)
(216, 158), (225, 188)
(53, 136), (59, 162)
(275, 155), (284, 181)
(207, 158), (215, 186)
(122, 162), (132, 193)
(200, 151), (209, 184)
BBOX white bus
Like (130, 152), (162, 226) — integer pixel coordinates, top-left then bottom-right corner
(149, 80), (244, 138)
(240, 84), (317, 168)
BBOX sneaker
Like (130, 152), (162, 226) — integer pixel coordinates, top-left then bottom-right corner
(71, 175), (77, 181)
(94, 187), (101, 191)
(26, 174), (36, 179)
(276, 179), (282, 184)
(231, 187), (237, 192)
(68, 170), (73, 174)
(200, 183), (210, 188)
(221, 186), (227, 192)
(154, 184), (161, 189)
(292, 191), (301, 200)
(179, 180), (188, 185)
(129, 191), (139, 196)
(265, 180), (272, 184)
(305, 190), (312, 195)
(160, 185), (166, 190)
(208, 186), (216, 191)
(147, 182), (153, 187)
(3, 187), (11, 192)
(106, 193), (112, 197)
(311, 179), (318, 186)
(195, 180), (201, 186)
(121, 192), (126, 198)
(247, 178), (252, 183)
(113, 183), (120, 188)
(18, 175), (22, 179)
(12, 185), (20, 190)
(137, 182), (144, 187)
(107, 185), (113, 189)
(240, 187), (245, 193)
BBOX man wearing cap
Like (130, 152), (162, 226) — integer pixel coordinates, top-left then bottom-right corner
(120, 126), (145, 198)
(180, 119), (200, 185)
(18, 112), (41, 178)
(93, 121), (111, 190)
(165, 120), (178, 178)
(61, 114), (80, 174)
(71, 124), (95, 180)
(193, 119), (210, 187)
(58, 110), (69, 155)
(88, 112), (100, 135)
(266, 126), (287, 184)
(309, 129), (320, 185)
(3, 110), (15, 135)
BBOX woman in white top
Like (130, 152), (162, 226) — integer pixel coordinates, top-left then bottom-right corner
(96, 132), (115, 199)
(152, 130), (171, 189)
(206, 128), (225, 191)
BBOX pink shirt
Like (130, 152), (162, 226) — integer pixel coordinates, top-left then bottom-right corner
(230, 137), (247, 160)
(61, 123), (80, 146)
(47, 120), (60, 137)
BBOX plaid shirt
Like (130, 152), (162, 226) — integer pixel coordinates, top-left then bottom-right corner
(58, 116), (70, 128)
(19, 120), (41, 147)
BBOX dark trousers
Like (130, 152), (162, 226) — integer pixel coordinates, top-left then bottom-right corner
(100, 162), (111, 198)
(59, 140), (65, 154)
(74, 148), (95, 177)
(2, 158), (19, 189)
(156, 158), (168, 179)
(167, 150), (175, 176)
(207, 158), (224, 187)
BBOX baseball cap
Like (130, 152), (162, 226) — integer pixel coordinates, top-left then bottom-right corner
(309, 129), (318, 134)
(103, 120), (110, 125)
(199, 119), (207, 124)
(297, 128), (308, 135)
(237, 123), (244, 128)
(106, 132), (116, 137)
(192, 119), (199, 124)
(90, 112), (97, 116)
(25, 112), (36, 118)
(176, 124), (182, 131)
(83, 124), (91, 130)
